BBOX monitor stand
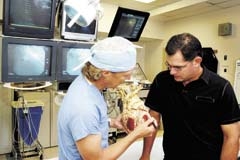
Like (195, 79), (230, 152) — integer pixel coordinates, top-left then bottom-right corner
(3, 82), (52, 91)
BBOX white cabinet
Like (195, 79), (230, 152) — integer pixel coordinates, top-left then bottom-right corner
(0, 85), (12, 154)
(50, 91), (62, 146)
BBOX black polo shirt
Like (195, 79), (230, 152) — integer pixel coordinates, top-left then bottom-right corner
(145, 66), (240, 160)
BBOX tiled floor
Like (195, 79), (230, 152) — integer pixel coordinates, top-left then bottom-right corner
(0, 130), (164, 160)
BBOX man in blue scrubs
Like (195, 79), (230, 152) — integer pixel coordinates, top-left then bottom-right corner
(58, 36), (156, 160)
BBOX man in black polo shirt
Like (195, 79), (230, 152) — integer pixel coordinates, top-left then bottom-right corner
(139, 33), (240, 160)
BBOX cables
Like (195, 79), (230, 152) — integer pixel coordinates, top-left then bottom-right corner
(13, 96), (43, 146)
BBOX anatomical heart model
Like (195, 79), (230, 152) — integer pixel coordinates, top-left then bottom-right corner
(117, 83), (150, 133)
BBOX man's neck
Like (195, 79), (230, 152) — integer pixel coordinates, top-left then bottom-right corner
(183, 67), (203, 86)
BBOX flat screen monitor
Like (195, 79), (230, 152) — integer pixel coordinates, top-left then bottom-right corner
(108, 7), (150, 42)
(60, 2), (98, 41)
(1, 36), (57, 83)
(2, 0), (57, 39)
(56, 41), (93, 82)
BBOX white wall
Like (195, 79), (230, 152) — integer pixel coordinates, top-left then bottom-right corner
(145, 6), (240, 83)
(98, 3), (165, 40)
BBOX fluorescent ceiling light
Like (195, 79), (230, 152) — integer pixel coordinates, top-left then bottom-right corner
(134, 0), (156, 3)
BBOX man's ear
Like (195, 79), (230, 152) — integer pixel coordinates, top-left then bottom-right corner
(101, 70), (112, 77)
(193, 56), (202, 67)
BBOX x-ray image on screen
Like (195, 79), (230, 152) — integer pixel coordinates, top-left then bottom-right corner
(62, 48), (91, 75)
(108, 7), (150, 42)
(10, 0), (52, 28)
(8, 44), (51, 76)
(115, 15), (138, 38)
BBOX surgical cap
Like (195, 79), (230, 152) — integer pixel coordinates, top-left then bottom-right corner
(89, 36), (137, 72)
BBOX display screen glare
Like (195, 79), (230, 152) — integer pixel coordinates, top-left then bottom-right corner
(9, 0), (52, 29)
(7, 44), (51, 76)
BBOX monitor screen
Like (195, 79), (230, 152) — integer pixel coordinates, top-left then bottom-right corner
(60, 2), (98, 41)
(56, 41), (93, 82)
(108, 7), (150, 42)
(3, 0), (56, 39)
(1, 36), (57, 82)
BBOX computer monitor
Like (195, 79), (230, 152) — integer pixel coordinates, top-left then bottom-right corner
(1, 36), (57, 83)
(60, 1), (98, 41)
(56, 41), (93, 82)
(108, 7), (150, 42)
(2, 0), (57, 39)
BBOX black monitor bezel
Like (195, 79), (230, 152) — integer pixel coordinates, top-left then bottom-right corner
(1, 36), (57, 83)
(2, 0), (56, 39)
(108, 7), (150, 42)
(56, 41), (94, 82)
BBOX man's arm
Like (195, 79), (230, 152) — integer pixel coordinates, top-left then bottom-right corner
(220, 121), (240, 160)
(76, 118), (156, 160)
(139, 109), (161, 160)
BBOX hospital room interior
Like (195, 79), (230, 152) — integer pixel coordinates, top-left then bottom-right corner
(1, 0), (240, 159)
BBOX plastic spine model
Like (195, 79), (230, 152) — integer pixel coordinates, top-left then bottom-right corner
(117, 83), (150, 133)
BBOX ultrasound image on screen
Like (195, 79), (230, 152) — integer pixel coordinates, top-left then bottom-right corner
(10, 0), (52, 28)
(62, 48), (91, 75)
(8, 44), (51, 76)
